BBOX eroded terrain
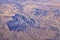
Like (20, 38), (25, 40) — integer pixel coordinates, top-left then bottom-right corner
(0, 0), (60, 40)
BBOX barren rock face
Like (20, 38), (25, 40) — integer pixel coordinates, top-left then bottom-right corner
(0, 0), (60, 40)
